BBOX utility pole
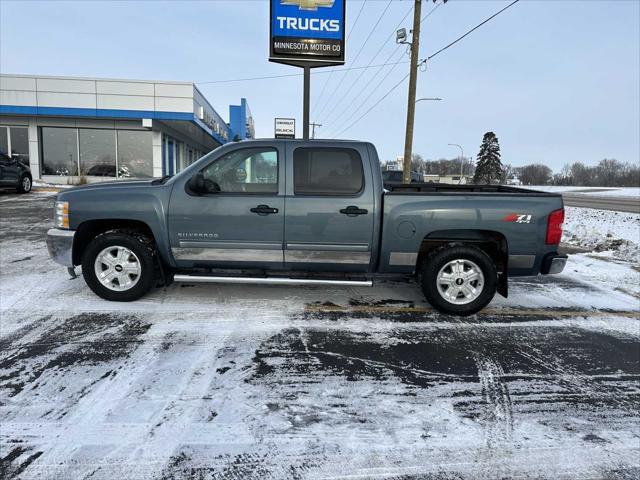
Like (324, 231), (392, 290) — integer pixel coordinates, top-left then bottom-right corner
(303, 66), (311, 140)
(402, 0), (422, 184)
(311, 122), (322, 139)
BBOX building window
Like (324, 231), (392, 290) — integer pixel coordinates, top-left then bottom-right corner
(175, 141), (185, 172)
(41, 127), (153, 179)
(293, 148), (364, 195)
(10, 127), (29, 165)
(0, 128), (7, 157)
(0, 126), (29, 166)
(117, 131), (152, 178)
(41, 127), (79, 176)
(80, 129), (116, 177)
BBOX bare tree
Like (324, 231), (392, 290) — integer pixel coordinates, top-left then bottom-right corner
(516, 164), (553, 185)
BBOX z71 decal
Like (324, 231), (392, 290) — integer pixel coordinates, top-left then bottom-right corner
(502, 213), (533, 223)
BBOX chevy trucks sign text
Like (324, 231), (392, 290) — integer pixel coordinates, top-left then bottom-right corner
(269, 0), (346, 66)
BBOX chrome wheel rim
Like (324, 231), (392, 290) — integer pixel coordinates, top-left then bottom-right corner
(94, 246), (141, 291)
(436, 259), (485, 305)
(22, 177), (31, 191)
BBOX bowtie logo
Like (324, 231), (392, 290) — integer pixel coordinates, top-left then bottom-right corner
(281, 0), (335, 11)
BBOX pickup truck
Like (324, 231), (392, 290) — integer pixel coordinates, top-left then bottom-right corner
(46, 139), (567, 315)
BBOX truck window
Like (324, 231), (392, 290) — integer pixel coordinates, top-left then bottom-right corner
(201, 147), (278, 194)
(382, 171), (402, 182)
(293, 148), (364, 195)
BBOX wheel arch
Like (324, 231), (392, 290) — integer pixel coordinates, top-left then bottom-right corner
(416, 229), (509, 297)
(72, 219), (156, 266)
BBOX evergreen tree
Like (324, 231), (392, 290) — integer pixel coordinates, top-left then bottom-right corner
(473, 132), (503, 184)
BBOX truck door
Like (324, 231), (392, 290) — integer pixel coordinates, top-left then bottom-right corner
(167, 144), (285, 270)
(284, 144), (375, 273)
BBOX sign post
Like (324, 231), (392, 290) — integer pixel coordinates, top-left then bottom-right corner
(269, 0), (346, 139)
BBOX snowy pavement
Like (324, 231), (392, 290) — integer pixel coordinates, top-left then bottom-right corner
(1, 192), (639, 480)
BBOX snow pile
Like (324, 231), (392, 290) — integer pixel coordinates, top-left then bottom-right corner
(521, 186), (640, 198)
(562, 207), (640, 261)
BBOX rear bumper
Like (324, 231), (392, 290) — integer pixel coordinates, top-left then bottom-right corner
(46, 228), (75, 268)
(540, 253), (567, 275)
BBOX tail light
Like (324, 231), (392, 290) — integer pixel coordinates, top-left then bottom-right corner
(546, 208), (564, 245)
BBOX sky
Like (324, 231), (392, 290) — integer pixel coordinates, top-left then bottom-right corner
(1, 0), (638, 170)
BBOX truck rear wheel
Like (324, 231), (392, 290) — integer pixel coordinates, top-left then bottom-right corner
(82, 230), (157, 301)
(420, 245), (497, 316)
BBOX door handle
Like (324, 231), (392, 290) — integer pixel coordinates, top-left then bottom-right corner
(250, 204), (279, 215)
(339, 206), (368, 216)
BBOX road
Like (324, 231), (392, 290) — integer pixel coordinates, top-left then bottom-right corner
(1, 192), (639, 480)
(562, 193), (640, 213)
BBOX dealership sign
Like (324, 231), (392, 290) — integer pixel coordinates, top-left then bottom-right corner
(270, 0), (346, 66)
(274, 118), (296, 138)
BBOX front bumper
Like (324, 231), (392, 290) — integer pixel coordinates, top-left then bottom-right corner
(541, 253), (568, 275)
(46, 228), (75, 268)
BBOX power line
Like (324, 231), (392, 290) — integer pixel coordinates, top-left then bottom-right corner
(426, 0), (520, 61)
(324, 47), (407, 137)
(313, 0), (369, 115)
(335, 0), (522, 137)
(323, 1), (441, 132)
(318, 2), (414, 125)
(314, 0), (394, 120)
(195, 60), (409, 85)
(335, 72), (410, 138)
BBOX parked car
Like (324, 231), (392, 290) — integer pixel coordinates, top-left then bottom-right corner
(46, 139), (566, 315)
(382, 169), (422, 184)
(0, 153), (32, 193)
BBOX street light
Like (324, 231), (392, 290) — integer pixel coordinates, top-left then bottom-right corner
(416, 97), (442, 103)
(447, 143), (465, 184)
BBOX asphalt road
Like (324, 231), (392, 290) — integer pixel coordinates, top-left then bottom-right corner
(562, 193), (640, 213)
(1, 191), (639, 480)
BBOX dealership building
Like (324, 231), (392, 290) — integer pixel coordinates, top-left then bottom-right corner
(0, 74), (254, 183)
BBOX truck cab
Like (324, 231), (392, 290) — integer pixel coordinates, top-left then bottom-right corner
(169, 140), (379, 274)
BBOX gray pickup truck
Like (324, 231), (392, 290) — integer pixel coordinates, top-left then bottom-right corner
(46, 139), (567, 315)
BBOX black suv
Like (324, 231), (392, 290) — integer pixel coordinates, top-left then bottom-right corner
(0, 153), (32, 193)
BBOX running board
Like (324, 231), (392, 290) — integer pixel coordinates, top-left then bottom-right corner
(173, 274), (373, 287)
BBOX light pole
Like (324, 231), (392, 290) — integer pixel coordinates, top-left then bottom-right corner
(447, 143), (464, 184)
(407, 97), (442, 179)
(416, 97), (442, 104)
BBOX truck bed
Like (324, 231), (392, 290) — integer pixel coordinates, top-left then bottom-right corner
(385, 183), (559, 196)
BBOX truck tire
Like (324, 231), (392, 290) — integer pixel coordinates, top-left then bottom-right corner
(17, 174), (32, 193)
(420, 245), (497, 316)
(81, 230), (157, 302)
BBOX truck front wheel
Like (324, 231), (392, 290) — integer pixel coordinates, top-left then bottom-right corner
(82, 230), (157, 301)
(420, 245), (497, 316)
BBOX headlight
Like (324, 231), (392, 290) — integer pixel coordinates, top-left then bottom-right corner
(55, 201), (69, 229)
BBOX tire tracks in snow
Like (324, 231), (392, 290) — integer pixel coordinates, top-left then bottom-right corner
(473, 354), (514, 449)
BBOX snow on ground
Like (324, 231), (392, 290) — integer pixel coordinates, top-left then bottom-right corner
(521, 185), (640, 198)
(562, 206), (640, 262)
(1, 192), (639, 480)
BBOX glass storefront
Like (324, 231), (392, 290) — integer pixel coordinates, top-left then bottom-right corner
(41, 127), (153, 179)
(79, 129), (117, 177)
(0, 128), (7, 156)
(41, 127), (79, 176)
(117, 131), (153, 178)
(0, 126), (30, 165)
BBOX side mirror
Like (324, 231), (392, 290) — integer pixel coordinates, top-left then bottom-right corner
(188, 172), (206, 195)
